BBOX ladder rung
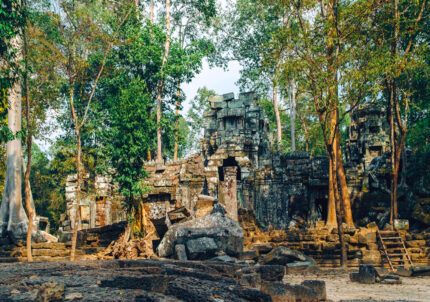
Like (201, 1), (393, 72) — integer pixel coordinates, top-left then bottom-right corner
(379, 231), (397, 234)
(384, 242), (403, 245)
(387, 253), (406, 256)
(381, 237), (402, 240)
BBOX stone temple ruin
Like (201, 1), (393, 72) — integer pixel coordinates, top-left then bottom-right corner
(140, 92), (395, 231)
(135, 92), (429, 268)
(55, 92), (430, 238)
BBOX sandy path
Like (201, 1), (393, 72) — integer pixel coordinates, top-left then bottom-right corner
(283, 270), (430, 301)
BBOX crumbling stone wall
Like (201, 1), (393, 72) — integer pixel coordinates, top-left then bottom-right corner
(60, 174), (125, 233)
(344, 105), (390, 204)
(141, 154), (206, 237)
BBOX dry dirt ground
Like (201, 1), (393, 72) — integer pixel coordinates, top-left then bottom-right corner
(284, 269), (430, 302)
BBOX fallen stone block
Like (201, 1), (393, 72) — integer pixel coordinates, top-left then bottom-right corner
(261, 281), (319, 302)
(252, 243), (273, 254)
(285, 261), (319, 274)
(301, 280), (326, 301)
(186, 237), (218, 260)
(240, 249), (258, 261)
(263, 246), (316, 266)
(174, 244), (187, 260)
(357, 264), (377, 284)
(239, 273), (261, 289)
(395, 267), (412, 277)
(411, 265), (430, 276)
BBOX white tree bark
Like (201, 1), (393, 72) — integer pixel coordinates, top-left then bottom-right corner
(0, 33), (28, 242)
(290, 78), (296, 152)
(272, 84), (282, 146)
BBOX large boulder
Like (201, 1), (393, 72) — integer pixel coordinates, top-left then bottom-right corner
(157, 203), (244, 259)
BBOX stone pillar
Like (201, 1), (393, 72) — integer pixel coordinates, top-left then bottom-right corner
(219, 166), (238, 221)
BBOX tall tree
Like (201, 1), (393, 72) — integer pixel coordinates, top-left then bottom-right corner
(0, 0), (28, 243)
(170, 0), (216, 161)
(376, 0), (427, 224)
(49, 0), (133, 260)
(156, 0), (171, 162)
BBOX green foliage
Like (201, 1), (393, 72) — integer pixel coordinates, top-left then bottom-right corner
(0, 0), (25, 88)
(186, 87), (215, 154)
(28, 144), (67, 233)
(100, 77), (154, 209)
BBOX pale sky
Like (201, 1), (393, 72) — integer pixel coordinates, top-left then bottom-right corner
(181, 60), (241, 113)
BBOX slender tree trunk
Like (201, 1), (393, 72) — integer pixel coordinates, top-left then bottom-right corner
(150, 0), (154, 23)
(301, 122), (309, 152)
(70, 85), (83, 261)
(272, 84), (282, 146)
(147, 148), (152, 161)
(335, 126), (354, 225)
(173, 82), (180, 161)
(389, 0), (400, 225)
(0, 32), (28, 242)
(156, 0), (171, 162)
(290, 78), (296, 151)
(388, 81), (396, 224)
(23, 22), (33, 261)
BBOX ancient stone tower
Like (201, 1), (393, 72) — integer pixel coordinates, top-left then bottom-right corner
(200, 92), (330, 228)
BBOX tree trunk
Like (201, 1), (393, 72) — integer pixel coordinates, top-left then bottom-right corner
(173, 82), (180, 161)
(388, 80), (396, 224)
(335, 126), (354, 226)
(330, 150), (348, 268)
(149, 0), (154, 23)
(70, 85), (83, 261)
(290, 78), (296, 151)
(272, 84), (282, 146)
(156, 0), (171, 162)
(326, 153), (338, 229)
(147, 148), (152, 161)
(0, 33), (28, 242)
(23, 22), (33, 261)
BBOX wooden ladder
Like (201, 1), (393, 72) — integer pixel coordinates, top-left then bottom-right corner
(377, 229), (413, 271)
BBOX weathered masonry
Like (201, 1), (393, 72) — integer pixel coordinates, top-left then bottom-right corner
(141, 93), (398, 230)
(60, 92), (407, 235)
(200, 92), (330, 228)
(59, 174), (125, 236)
